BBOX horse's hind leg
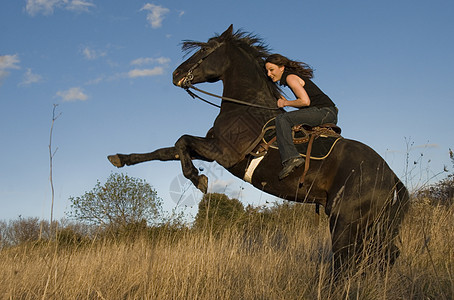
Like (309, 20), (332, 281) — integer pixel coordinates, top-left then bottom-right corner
(374, 201), (408, 270)
(330, 213), (403, 277)
(329, 217), (363, 276)
(108, 147), (179, 167)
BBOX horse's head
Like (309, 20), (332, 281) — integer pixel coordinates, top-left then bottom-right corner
(173, 25), (234, 88)
(173, 25), (282, 110)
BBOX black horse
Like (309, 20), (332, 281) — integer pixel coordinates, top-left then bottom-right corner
(108, 25), (409, 273)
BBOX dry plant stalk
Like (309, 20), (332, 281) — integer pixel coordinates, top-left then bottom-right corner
(49, 104), (61, 232)
(1, 203), (453, 299)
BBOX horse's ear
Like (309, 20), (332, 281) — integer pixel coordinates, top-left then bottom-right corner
(220, 24), (233, 39)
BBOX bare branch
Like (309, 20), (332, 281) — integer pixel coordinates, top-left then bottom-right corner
(49, 104), (61, 234)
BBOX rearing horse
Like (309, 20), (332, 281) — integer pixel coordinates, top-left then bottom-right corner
(108, 25), (409, 273)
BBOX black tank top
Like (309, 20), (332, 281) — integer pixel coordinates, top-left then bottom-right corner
(280, 70), (335, 109)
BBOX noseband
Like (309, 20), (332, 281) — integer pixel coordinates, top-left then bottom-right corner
(179, 42), (279, 111)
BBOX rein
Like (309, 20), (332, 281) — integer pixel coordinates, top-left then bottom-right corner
(184, 83), (280, 110)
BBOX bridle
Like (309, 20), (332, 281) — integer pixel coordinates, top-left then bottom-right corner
(178, 42), (279, 111)
(179, 41), (223, 89)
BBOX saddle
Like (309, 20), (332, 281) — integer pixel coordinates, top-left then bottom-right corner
(249, 117), (342, 185)
(253, 118), (342, 158)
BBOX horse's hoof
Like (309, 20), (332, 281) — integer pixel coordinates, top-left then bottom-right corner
(197, 175), (208, 194)
(108, 154), (124, 168)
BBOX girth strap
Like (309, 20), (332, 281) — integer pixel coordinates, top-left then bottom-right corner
(299, 134), (316, 186)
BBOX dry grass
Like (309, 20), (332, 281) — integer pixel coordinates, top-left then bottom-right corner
(1, 202), (453, 299)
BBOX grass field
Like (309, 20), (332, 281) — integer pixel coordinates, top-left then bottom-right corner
(1, 201), (453, 299)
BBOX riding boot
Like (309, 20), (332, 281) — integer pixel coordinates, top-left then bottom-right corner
(278, 156), (305, 180)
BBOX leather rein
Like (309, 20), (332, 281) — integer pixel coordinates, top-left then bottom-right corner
(179, 42), (279, 111)
(184, 83), (279, 110)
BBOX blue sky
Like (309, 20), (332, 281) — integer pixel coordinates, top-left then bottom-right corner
(1, 0), (453, 222)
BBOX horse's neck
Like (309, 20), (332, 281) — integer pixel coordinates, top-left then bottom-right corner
(209, 54), (280, 167)
(219, 59), (279, 123)
(210, 60), (279, 161)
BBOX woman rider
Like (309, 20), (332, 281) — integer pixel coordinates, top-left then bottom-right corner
(265, 54), (338, 180)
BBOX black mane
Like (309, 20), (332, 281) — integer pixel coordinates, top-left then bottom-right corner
(182, 29), (281, 100)
(182, 29), (271, 57)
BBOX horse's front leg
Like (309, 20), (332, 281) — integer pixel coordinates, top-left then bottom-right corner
(108, 146), (210, 194)
(174, 134), (223, 194)
(108, 146), (183, 168)
(108, 135), (221, 194)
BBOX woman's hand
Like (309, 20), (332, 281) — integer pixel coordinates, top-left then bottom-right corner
(277, 96), (287, 108)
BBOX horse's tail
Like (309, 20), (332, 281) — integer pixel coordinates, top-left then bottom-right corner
(378, 177), (410, 266)
(396, 178), (410, 214)
(388, 177), (410, 232)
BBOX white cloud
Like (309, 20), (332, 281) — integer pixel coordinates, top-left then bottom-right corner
(25, 0), (95, 16)
(86, 75), (104, 85)
(81, 46), (106, 60)
(130, 56), (170, 66)
(25, 0), (60, 16)
(20, 68), (43, 86)
(0, 54), (20, 70)
(66, 0), (95, 12)
(207, 179), (236, 195)
(156, 57), (171, 64)
(413, 144), (439, 149)
(56, 87), (88, 102)
(128, 67), (164, 78)
(82, 47), (96, 59)
(0, 54), (20, 85)
(140, 3), (170, 29)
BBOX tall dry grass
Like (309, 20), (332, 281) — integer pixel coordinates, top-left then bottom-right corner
(1, 202), (453, 299)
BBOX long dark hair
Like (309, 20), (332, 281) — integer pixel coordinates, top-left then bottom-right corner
(265, 53), (314, 79)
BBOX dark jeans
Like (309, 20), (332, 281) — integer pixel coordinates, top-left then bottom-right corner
(275, 106), (338, 164)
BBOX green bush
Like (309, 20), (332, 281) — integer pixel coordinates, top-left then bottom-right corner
(194, 193), (244, 232)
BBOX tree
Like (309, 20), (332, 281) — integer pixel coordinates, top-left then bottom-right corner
(417, 149), (454, 206)
(194, 193), (244, 231)
(0, 220), (7, 248)
(3, 217), (48, 245)
(68, 173), (162, 229)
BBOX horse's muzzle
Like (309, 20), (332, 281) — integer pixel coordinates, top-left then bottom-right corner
(173, 69), (194, 88)
(172, 70), (183, 87)
(176, 77), (185, 87)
